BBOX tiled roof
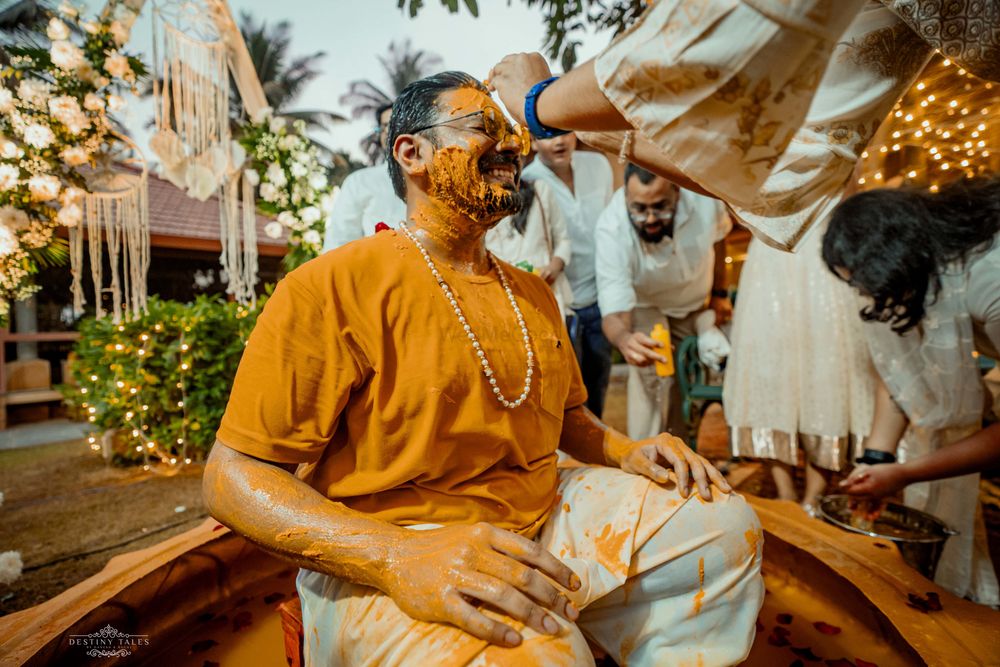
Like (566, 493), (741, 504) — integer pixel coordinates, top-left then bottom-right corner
(143, 168), (284, 251)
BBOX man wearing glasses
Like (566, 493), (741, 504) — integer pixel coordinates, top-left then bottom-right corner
(322, 103), (407, 251)
(597, 164), (732, 442)
(207, 73), (761, 666)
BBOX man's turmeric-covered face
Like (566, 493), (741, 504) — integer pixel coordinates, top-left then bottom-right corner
(423, 88), (524, 225)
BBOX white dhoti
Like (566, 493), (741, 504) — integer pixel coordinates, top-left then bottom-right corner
(297, 464), (764, 667)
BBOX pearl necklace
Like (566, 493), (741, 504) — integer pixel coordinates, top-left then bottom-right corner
(398, 222), (534, 408)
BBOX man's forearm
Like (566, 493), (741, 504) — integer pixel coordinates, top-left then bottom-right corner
(559, 405), (630, 467)
(203, 442), (408, 592)
(602, 310), (632, 349)
(712, 239), (727, 292)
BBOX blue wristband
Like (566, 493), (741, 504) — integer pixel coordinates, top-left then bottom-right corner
(524, 77), (569, 140)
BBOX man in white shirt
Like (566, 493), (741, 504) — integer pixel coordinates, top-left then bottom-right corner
(323, 104), (407, 251)
(597, 164), (732, 442)
(524, 133), (614, 416)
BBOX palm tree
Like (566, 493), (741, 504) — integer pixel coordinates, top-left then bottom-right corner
(236, 11), (344, 135)
(339, 38), (443, 164)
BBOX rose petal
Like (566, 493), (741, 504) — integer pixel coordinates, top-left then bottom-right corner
(774, 626), (792, 638)
(925, 592), (942, 611)
(777, 613), (794, 625)
(767, 632), (791, 647)
(813, 621), (842, 635)
(791, 646), (822, 661)
(232, 610), (253, 632)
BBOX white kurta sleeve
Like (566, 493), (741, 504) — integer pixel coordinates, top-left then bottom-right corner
(536, 180), (573, 267)
(595, 203), (637, 316)
(323, 173), (367, 252)
(967, 246), (1000, 354)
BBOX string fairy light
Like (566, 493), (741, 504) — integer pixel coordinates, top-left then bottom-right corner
(857, 54), (999, 192)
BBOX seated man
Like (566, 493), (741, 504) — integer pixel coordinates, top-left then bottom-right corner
(204, 71), (763, 667)
(596, 164), (732, 442)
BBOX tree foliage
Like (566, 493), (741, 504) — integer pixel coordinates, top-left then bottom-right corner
(340, 38), (443, 164)
(235, 12), (345, 133)
(396, 0), (644, 71)
(63, 295), (266, 466)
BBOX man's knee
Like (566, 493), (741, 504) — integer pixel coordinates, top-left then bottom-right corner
(470, 623), (595, 667)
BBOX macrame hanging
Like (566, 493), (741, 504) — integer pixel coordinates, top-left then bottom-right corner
(151, 0), (258, 304)
(70, 137), (151, 322)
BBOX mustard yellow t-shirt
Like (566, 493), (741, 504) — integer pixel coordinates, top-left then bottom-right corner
(217, 229), (587, 536)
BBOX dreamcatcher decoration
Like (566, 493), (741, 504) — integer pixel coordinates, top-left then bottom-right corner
(150, 0), (261, 305)
(70, 134), (151, 323)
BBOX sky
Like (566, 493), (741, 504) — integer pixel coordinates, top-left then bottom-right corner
(87, 0), (611, 164)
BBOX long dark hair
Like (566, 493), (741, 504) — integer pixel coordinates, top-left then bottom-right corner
(509, 178), (536, 235)
(822, 177), (1000, 334)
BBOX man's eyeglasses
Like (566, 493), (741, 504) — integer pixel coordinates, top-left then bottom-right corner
(627, 203), (676, 225)
(411, 107), (531, 156)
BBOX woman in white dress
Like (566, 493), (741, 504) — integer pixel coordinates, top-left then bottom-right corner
(823, 177), (1000, 606)
(485, 177), (574, 317)
(724, 222), (875, 513)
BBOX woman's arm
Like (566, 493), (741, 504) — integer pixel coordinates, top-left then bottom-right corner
(865, 374), (910, 455)
(842, 423), (1000, 497)
(488, 55), (630, 131)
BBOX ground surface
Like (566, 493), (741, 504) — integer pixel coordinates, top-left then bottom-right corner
(1, 371), (998, 619)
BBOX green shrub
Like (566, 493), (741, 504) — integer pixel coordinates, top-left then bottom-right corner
(62, 295), (266, 467)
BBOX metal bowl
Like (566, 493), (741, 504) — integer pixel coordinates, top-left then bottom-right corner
(818, 494), (958, 579)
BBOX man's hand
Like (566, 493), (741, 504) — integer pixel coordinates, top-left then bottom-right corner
(709, 295), (733, 325)
(486, 52), (553, 127)
(537, 257), (564, 285)
(839, 463), (909, 499)
(607, 433), (732, 500)
(617, 331), (668, 367)
(382, 523), (581, 647)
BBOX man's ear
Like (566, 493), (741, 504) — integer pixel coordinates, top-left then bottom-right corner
(394, 134), (431, 178)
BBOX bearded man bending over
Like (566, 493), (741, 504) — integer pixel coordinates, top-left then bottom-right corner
(204, 71), (763, 667)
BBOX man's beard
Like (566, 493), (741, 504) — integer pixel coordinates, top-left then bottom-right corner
(635, 221), (671, 244)
(427, 146), (522, 224)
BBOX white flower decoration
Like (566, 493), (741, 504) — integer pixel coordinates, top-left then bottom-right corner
(299, 206), (322, 225)
(0, 164), (20, 191)
(47, 17), (70, 40)
(109, 21), (130, 46)
(303, 229), (322, 245)
(0, 224), (17, 257)
(23, 124), (55, 149)
(264, 221), (283, 239)
(308, 172), (327, 191)
(50, 40), (84, 70)
(0, 88), (12, 113)
(0, 206), (30, 230)
(0, 140), (20, 159)
(17, 79), (51, 106)
(103, 51), (133, 81)
(60, 146), (90, 166)
(56, 203), (83, 227)
(83, 93), (105, 112)
(28, 174), (61, 201)
(259, 182), (278, 202)
(58, 1), (78, 18)
(243, 168), (260, 186)
(250, 106), (273, 124)
(289, 161), (308, 178)
(276, 210), (299, 229)
(269, 116), (287, 133)
(266, 163), (288, 188)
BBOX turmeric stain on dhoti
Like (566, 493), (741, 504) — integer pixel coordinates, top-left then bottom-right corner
(594, 523), (632, 578)
(744, 527), (762, 560)
(692, 557), (706, 615)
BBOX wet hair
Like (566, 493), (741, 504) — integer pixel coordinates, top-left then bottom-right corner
(510, 178), (536, 235)
(625, 163), (657, 185)
(822, 177), (1000, 334)
(386, 71), (488, 199)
